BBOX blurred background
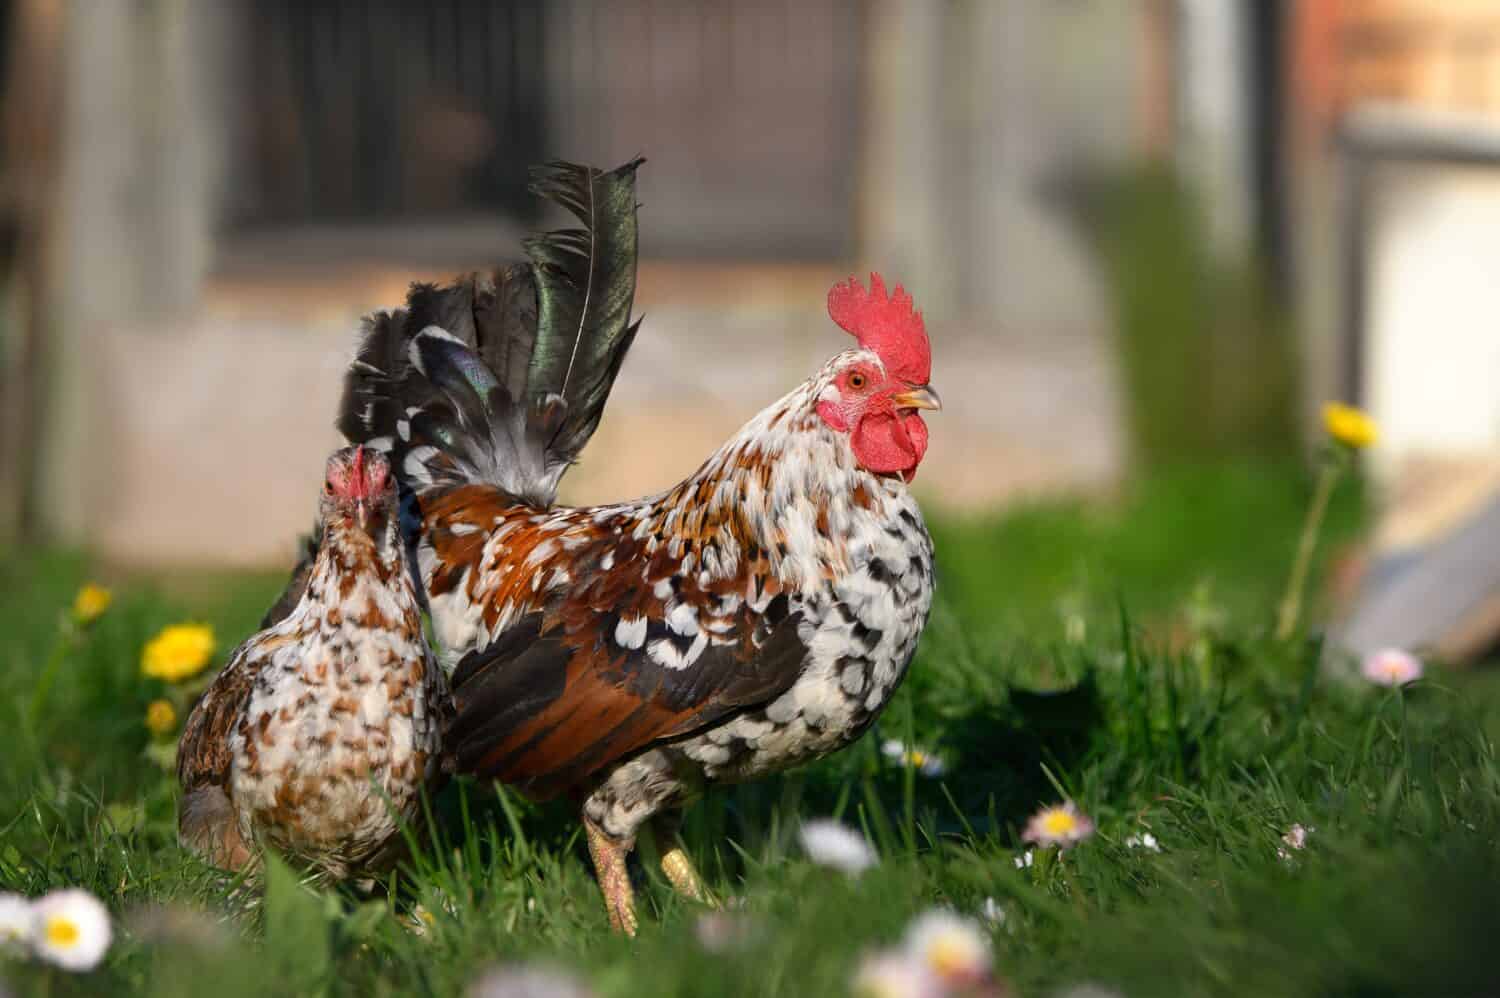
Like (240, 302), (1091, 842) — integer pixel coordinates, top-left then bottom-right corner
(1, 0), (1498, 656)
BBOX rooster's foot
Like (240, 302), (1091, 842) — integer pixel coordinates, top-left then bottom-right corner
(653, 814), (718, 907)
(584, 817), (638, 935)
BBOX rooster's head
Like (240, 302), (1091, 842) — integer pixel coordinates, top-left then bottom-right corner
(817, 273), (940, 482)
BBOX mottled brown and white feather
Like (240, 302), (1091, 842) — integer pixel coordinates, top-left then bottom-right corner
(178, 451), (448, 881)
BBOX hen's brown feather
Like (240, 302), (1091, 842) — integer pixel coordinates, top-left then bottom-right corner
(176, 644), (267, 797)
(175, 642), (268, 867)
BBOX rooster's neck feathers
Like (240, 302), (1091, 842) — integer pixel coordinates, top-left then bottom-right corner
(638, 351), (891, 591)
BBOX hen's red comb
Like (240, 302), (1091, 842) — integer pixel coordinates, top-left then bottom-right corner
(827, 273), (930, 384)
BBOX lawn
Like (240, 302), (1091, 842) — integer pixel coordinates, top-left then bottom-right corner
(3, 459), (1499, 997)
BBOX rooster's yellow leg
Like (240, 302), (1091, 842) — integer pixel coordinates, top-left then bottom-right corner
(584, 817), (638, 936)
(653, 814), (718, 908)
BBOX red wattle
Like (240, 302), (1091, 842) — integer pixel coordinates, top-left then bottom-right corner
(851, 412), (928, 479)
(901, 412), (928, 481)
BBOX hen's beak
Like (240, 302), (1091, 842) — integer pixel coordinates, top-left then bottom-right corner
(355, 500), (370, 530)
(893, 384), (942, 412)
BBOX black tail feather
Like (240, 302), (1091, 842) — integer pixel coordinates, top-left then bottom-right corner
(523, 159), (644, 468)
(336, 159), (643, 507)
(405, 263), (538, 411)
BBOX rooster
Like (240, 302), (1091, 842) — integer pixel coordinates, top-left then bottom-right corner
(177, 446), (447, 882)
(337, 159), (940, 932)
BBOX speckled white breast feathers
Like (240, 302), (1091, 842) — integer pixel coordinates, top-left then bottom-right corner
(221, 528), (445, 877)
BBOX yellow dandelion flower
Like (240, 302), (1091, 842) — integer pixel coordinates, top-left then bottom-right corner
(141, 624), (215, 682)
(145, 699), (177, 737)
(72, 584), (112, 625)
(1322, 402), (1377, 450)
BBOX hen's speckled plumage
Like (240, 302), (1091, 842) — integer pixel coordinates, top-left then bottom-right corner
(177, 448), (448, 882)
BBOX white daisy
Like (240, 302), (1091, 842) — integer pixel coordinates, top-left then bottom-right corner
(1023, 801), (1095, 849)
(880, 739), (946, 777)
(903, 908), (993, 986)
(1361, 649), (1423, 687)
(404, 903), (439, 937)
(980, 896), (1007, 926)
(1124, 832), (1161, 853)
(1277, 823), (1315, 863)
(468, 963), (595, 998)
(30, 889), (111, 972)
(851, 949), (944, 998)
(799, 820), (877, 876)
(0, 893), (31, 949)
(1014, 850), (1035, 869)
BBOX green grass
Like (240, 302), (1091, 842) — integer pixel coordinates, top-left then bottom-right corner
(3, 461), (1499, 997)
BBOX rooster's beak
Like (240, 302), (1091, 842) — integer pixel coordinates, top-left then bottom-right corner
(355, 500), (369, 530)
(893, 384), (942, 412)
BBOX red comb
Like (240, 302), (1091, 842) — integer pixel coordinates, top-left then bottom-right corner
(328, 445), (372, 501)
(826, 273), (930, 384)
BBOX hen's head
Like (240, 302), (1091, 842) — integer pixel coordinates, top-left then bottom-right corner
(816, 273), (940, 482)
(320, 445), (396, 539)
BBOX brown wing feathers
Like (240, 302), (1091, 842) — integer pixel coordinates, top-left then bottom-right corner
(448, 609), (808, 800)
(175, 648), (261, 864)
(441, 505), (811, 799)
(176, 651), (257, 795)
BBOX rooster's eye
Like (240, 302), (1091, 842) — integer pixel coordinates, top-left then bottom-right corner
(848, 372), (867, 390)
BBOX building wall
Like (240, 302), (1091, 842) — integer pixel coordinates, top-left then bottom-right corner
(1338, 0), (1500, 115)
(1291, 0), (1500, 466)
(34, 0), (1140, 564)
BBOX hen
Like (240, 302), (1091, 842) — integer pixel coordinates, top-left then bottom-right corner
(177, 446), (447, 882)
(338, 160), (940, 932)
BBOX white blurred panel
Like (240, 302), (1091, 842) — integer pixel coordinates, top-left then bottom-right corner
(1367, 167), (1500, 466)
